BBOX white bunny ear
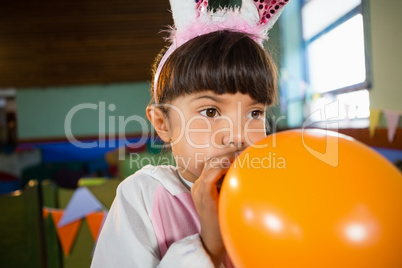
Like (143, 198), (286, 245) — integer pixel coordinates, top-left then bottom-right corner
(169, 0), (197, 30)
(239, 0), (260, 26)
(170, 0), (209, 31)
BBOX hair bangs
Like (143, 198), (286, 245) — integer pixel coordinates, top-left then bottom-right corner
(154, 31), (278, 106)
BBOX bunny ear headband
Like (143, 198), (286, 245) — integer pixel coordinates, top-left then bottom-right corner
(154, 0), (290, 103)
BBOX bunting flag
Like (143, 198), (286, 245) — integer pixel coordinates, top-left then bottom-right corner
(369, 108), (381, 138)
(58, 187), (104, 227)
(43, 207), (50, 219)
(86, 211), (108, 242)
(42, 187), (109, 257)
(312, 93), (322, 101)
(89, 211), (108, 257)
(51, 210), (82, 256)
(344, 104), (350, 122)
(384, 110), (400, 143)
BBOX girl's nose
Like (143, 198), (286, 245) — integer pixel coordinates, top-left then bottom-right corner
(220, 123), (246, 149)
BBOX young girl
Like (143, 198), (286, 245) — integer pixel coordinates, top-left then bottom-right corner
(91, 0), (288, 267)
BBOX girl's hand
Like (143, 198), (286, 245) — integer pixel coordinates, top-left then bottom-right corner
(191, 152), (237, 268)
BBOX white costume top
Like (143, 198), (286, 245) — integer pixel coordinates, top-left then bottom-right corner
(91, 165), (233, 268)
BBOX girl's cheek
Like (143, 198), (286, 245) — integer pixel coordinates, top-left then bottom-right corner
(185, 117), (212, 147)
(245, 120), (266, 143)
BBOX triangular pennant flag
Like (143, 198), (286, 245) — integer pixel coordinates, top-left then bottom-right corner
(51, 210), (82, 256)
(384, 110), (400, 143)
(369, 108), (381, 138)
(312, 93), (322, 101)
(58, 187), (104, 228)
(43, 207), (50, 219)
(344, 104), (350, 122)
(86, 211), (107, 242)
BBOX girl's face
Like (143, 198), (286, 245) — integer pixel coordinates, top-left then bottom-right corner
(165, 90), (267, 182)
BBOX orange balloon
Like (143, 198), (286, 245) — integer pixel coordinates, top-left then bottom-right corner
(219, 129), (402, 268)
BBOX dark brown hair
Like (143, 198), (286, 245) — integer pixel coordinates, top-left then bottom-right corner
(152, 30), (278, 106)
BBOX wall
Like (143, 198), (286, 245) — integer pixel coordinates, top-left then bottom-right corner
(277, 0), (304, 127)
(16, 83), (151, 140)
(368, 0), (402, 112)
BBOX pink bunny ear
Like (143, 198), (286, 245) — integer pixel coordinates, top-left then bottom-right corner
(154, 0), (291, 103)
(253, 0), (289, 25)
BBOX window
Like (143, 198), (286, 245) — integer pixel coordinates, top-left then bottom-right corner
(279, 0), (371, 127)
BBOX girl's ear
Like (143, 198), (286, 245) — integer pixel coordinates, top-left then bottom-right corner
(146, 105), (171, 143)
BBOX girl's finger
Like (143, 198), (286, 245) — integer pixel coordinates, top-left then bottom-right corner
(202, 152), (239, 181)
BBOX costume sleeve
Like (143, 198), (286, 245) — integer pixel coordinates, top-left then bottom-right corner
(91, 176), (215, 268)
(91, 178), (161, 267)
(159, 234), (215, 268)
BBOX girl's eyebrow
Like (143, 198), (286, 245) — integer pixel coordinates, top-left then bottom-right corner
(191, 95), (265, 106)
(191, 95), (222, 103)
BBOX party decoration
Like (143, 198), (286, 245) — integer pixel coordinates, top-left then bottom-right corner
(86, 211), (108, 242)
(344, 104), (350, 122)
(43, 207), (50, 219)
(369, 108), (381, 138)
(58, 187), (104, 227)
(43, 200), (107, 256)
(51, 210), (82, 256)
(219, 129), (402, 268)
(384, 110), (400, 143)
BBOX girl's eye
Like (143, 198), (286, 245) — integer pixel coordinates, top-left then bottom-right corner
(248, 110), (264, 119)
(200, 108), (219, 118)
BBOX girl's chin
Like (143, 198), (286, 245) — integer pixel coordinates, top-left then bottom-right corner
(178, 167), (202, 182)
